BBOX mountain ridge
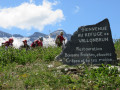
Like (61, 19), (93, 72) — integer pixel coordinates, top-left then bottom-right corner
(0, 30), (72, 42)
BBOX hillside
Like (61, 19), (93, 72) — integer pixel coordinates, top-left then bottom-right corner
(0, 45), (120, 89)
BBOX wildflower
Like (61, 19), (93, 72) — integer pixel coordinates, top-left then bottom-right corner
(73, 86), (76, 90)
(21, 73), (28, 78)
(35, 73), (38, 75)
(119, 75), (120, 77)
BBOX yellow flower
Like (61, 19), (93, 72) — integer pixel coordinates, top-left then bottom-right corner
(21, 73), (28, 78)
(73, 86), (76, 90)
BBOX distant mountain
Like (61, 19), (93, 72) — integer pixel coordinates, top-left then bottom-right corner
(0, 30), (72, 42)
(28, 32), (47, 41)
(27, 30), (72, 42)
(66, 34), (72, 41)
(49, 30), (72, 40)
(13, 34), (23, 37)
(0, 30), (12, 37)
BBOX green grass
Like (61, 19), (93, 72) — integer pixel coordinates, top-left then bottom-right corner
(0, 61), (120, 89)
(114, 39), (120, 58)
(0, 46), (61, 66)
(0, 41), (120, 89)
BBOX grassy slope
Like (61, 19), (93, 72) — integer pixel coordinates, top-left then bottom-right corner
(0, 43), (120, 89)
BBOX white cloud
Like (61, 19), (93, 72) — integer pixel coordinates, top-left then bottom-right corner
(27, 32), (31, 35)
(58, 23), (62, 26)
(75, 6), (80, 13)
(30, 0), (34, 3)
(0, 0), (64, 31)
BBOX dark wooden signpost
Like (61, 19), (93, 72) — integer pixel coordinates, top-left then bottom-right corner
(55, 18), (117, 65)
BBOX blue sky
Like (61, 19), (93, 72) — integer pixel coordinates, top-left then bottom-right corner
(0, 0), (119, 39)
